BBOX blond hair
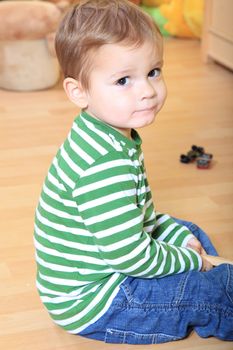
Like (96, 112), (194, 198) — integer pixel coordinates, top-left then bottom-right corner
(55, 0), (162, 90)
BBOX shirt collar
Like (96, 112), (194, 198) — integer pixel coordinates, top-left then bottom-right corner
(79, 110), (142, 150)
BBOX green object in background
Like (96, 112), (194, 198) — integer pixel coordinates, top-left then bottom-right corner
(141, 5), (171, 37)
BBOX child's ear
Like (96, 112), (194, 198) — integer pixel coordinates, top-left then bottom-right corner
(63, 77), (88, 109)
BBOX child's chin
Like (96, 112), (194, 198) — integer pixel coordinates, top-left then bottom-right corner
(135, 114), (156, 128)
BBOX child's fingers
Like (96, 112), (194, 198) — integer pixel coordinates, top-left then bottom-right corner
(201, 256), (213, 272)
(201, 254), (233, 266)
(200, 246), (207, 255)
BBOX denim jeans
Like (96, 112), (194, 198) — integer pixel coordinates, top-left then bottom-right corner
(79, 219), (233, 344)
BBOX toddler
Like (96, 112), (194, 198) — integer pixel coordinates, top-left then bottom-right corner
(34, 0), (233, 344)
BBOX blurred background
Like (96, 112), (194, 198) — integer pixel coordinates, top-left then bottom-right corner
(0, 0), (232, 91)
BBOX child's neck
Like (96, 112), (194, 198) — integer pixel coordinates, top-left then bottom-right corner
(115, 127), (132, 140)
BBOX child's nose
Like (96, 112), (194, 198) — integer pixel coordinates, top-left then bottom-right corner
(140, 80), (156, 100)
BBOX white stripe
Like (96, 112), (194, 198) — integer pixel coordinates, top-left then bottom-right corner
(151, 243), (167, 276)
(34, 238), (106, 265)
(36, 278), (100, 298)
(36, 209), (91, 236)
(145, 245), (177, 278)
(73, 122), (108, 156)
(39, 197), (82, 222)
(78, 267), (114, 275)
(55, 273), (121, 327)
(36, 252), (112, 275)
(104, 234), (151, 266)
(53, 158), (75, 189)
(68, 133), (94, 165)
(152, 243), (196, 277)
(137, 185), (146, 197)
(78, 188), (136, 212)
(48, 299), (83, 315)
(184, 247), (202, 270)
(60, 145), (83, 175)
(144, 198), (153, 210)
(95, 214), (142, 239)
(47, 172), (66, 191)
(155, 223), (178, 242)
(85, 203), (136, 226)
(181, 247), (195, 270)
(40, 284), (100, 303)
(172, 245), (186, 273)
(155, 213), (170, 227)
(43, 184), (77, 207)
(181, 233), (195, 248)
(73, 174), (137, 197)
(36, 253), (80, 273)
(137, 173), (144, 181)
(80, 115), (115, 147)
(98, 232), (142, 252)
(144, 210), (156, 223)
(143, 205), (155, 222)
(129, 241), (176, 277)
(159, 250), (176, 277)
(143, 224), (155, 233)
(39, 272), (93, 287)
(166, 226), (187, 245)
(116, 242), (156, 275)
(41, 295), (79, 303)
(128, 241), (162, 276)
(82, 158), (134, 177)
(35, 224), (98, 252)
(132, 159), (140, 167)
(47, 281), (107, 315)
(36, 280), (67, 296)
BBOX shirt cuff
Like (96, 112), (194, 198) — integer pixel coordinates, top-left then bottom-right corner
(181, 233), (195, 248)
(187, 247), (203, 271)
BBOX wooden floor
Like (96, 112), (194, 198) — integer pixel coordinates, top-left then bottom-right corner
(0, 39), (233, 350)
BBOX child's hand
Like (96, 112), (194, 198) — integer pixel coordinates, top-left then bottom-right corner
(186, 236), (203, 254)
(186, 237), (213, 272)
(201, 255), (213, 272)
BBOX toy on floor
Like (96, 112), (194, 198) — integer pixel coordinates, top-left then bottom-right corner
(180, 145), (213, 169)
(196, 153), (213, 169)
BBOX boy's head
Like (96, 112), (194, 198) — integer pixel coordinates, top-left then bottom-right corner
(55, 0), (162, 91)
(55, 0), (166, 138)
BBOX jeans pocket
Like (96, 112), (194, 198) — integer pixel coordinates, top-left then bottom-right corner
(105, 328), (182, 344)
(120, 274), (190, 306)
(120, 277), (158, 305)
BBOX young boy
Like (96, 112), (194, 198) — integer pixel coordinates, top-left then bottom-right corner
(34, 0), (233, 344)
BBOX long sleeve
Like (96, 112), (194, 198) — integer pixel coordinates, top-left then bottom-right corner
(152, 212), (195, 248)
(73, 152), (202, 278)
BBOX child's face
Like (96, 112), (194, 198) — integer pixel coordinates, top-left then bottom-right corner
(84, 40), (167, 138)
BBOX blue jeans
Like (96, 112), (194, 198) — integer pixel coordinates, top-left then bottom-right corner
(79, 219), (233, 344)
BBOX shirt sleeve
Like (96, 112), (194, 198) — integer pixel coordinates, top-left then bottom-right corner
(72, 153), (202, 278)
(152, 212), (195, 248)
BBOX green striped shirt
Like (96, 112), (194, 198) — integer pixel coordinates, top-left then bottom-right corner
(34, 111), (202, 333)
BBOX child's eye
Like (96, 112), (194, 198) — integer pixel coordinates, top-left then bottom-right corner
(148, 68), (161, 78)
(116, 77), (129, 86)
